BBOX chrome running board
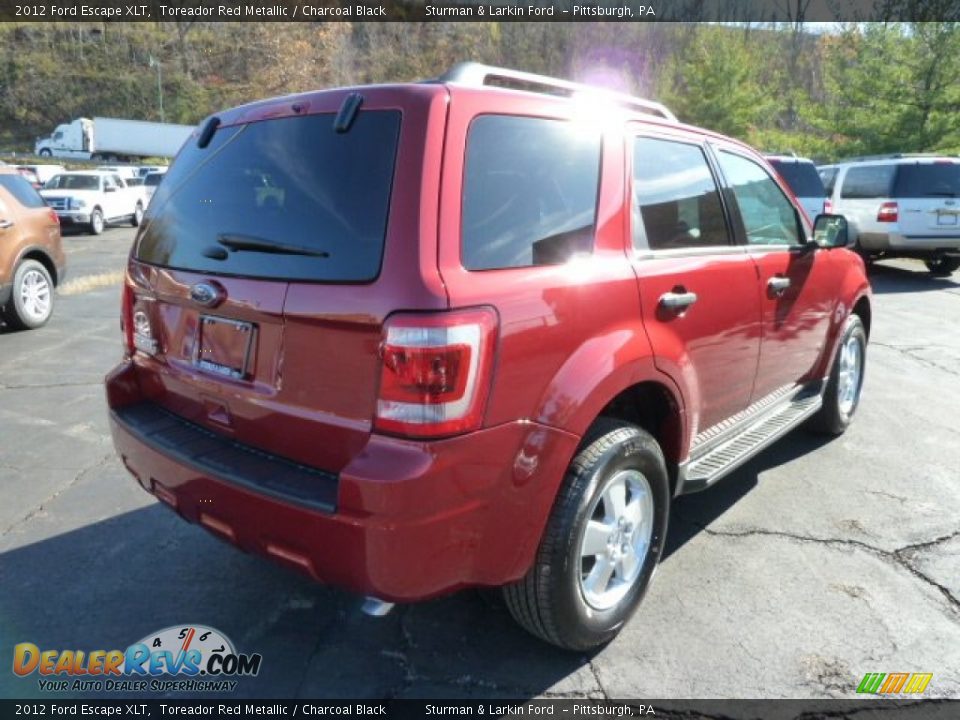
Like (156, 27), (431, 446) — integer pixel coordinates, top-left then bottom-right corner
(676, 384), (823, 495)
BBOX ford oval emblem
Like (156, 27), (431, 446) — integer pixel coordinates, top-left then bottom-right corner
(190, 281), (224, 308)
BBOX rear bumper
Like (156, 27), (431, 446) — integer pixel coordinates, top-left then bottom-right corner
(106, 361), (579, 602)
(55, 212), (91, 226)
(859, 231), (960, 252)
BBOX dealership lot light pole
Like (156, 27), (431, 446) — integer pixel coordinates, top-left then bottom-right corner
(149, 55), (165, 123)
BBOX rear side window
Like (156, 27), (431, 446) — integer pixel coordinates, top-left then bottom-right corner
(461, 115), (600, 270)
(0, 174), (46, 209)
(819, 167), (838, 195)
(840, 165), (896, 199)
(893, 163), (960, 198)
(632, 137), (729, 250)
(136, 111), (401, 283)
(768, 160), (826, 198)
(144, 173), (164, 187)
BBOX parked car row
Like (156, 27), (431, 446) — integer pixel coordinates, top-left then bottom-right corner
(765, 153), (960, 277)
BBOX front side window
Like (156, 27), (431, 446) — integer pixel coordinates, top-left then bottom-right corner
(632, 137), (730, 251)
(46, 174), (99, 191)
(718, 151), (801, 246)
(461, 115), (601, 270)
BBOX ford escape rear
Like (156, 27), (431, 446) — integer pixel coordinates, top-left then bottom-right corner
(107, 64), (871, 650)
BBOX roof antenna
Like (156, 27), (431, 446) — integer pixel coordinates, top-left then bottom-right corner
(334, 93), (363, 134)
(197, 116), (221, 149)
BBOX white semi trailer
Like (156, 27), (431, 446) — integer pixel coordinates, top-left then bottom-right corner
(34, 117), (195, 161)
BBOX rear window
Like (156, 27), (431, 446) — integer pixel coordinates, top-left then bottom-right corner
(462, 115), (601, 270)
(768, 159), (826, 198)
(840, 165), (896, 199)
(893, 163), (960, 198)
(46, 175), (100, 190)
(136, 111), (401, 283)
(0, 174), (46, 209)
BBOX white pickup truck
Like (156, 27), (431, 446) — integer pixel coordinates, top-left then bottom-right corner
(39, 170), (148, 235)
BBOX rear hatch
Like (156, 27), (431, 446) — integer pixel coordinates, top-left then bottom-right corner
(893, 161), (960, 239)
(127, 87), (448, 472)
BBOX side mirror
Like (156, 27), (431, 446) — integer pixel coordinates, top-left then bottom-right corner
(813, 214), (849, 249)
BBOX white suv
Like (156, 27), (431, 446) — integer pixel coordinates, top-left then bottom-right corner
(819, 155), (960, 276)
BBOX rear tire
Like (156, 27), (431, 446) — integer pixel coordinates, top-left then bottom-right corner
(924, 256), (960, 277)
(131, 202), (143, 227)
(2, 260), (54, 330)
(809, 314), (867, 435)
(89, 208), (104, 236)
(502, 419), (670, 650)
(38, 148), (52, 158)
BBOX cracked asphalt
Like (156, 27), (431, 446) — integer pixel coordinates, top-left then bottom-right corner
(1, 228), (957, 700)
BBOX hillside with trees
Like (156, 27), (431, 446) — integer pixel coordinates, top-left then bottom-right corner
(1, 21), (958, 161)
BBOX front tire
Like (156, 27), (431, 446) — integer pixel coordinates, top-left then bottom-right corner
(924, 256), (960, 277)
(809, 314), (867, 435)
(2, 260), (54, 330)
(89, 208), (104, 236)
(503, 419), (670, 650)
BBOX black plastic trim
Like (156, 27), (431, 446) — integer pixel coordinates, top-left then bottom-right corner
(112, 402), (338, 513)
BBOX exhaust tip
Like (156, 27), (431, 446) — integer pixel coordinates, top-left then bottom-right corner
(361, 596), (395, 617)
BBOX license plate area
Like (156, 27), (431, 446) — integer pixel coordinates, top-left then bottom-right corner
(194, 315), (256, 380)
(937, 211), (958, 226)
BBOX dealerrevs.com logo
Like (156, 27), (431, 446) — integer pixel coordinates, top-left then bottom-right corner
(13, 625), (262, 693)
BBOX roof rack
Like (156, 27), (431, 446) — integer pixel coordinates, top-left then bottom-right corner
(437, 62), (677, 123)
(839, 153), (955, 163)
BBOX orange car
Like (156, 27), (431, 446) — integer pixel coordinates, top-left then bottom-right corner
(0, 167), (66, 330)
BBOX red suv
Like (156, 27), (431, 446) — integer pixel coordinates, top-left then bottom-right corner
(106, 64), (871, 650)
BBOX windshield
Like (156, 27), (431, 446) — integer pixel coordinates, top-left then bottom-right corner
(893, 163), (960, 198)
(768, 160), (826, 198)
(136, 111), (401, 282)
(45, 174), (100, 190)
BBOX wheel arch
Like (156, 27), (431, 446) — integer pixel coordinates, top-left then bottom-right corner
(16, 246), (60, 286)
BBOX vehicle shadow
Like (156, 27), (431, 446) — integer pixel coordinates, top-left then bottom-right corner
(665, 429), (835, 559)
(867, 261), (960, 294)
(0, 502), (589, 700)
(0, 433), (835, 701)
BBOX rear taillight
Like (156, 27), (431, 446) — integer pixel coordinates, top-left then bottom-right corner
(877, 201), (898, 223)
(823, 199), (833, 214)
(121, 283), (134, 356)
(374, 308), (498, 438)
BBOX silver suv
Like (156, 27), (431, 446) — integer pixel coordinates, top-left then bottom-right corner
(819, 155), (960, 276)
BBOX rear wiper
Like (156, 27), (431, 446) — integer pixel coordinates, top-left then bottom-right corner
(217, 233), (329, 258)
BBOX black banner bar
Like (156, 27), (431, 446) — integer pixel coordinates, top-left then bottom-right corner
(0, 700), (959, 720)
(1, 0), (959, 23)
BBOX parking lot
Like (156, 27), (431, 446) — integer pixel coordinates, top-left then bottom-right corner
(1, 226), (958, 700)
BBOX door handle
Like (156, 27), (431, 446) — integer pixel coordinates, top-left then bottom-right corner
(767, 276), (791, 296)
(0, 219), (14, 229)
(659, 291), (698, 310)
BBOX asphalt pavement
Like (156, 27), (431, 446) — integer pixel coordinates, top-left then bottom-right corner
(1, 227), (957, 699)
